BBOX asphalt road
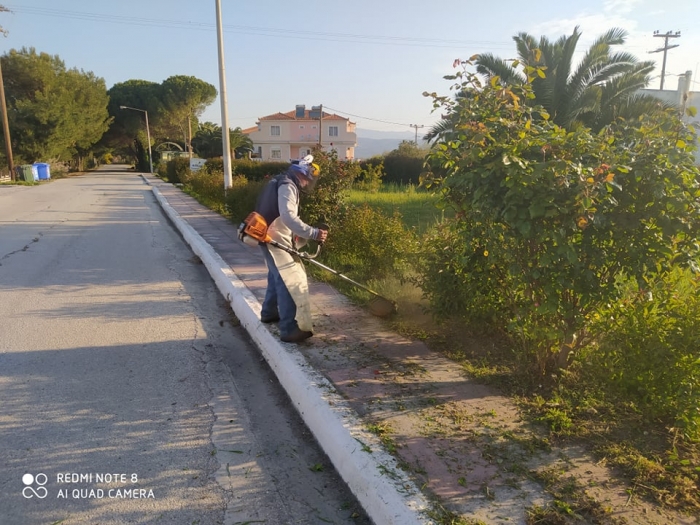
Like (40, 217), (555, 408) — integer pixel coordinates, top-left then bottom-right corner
(0, 168), (370, 525)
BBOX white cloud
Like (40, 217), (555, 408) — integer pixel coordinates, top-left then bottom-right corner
(603, 0), (645, 15)
(528, 2), (699, 90)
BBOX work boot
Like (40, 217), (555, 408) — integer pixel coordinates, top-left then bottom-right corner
(261, 313), (280, 323)
(280, 328), (313, 343)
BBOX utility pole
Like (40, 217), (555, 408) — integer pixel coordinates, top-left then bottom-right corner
(215, 0), (233, 189)
(410, 124), (424, 145)
(650, 30), (681, 90)
(0, 58), (14, 181)
(318, 104), (323, 148)
(187, 114), (193, 159)
(0, 6), (15, 181)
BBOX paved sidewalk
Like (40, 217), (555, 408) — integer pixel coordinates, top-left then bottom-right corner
(145, 175), (434, 524)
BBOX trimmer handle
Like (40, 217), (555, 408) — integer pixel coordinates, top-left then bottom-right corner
(316, 222), (330, 246)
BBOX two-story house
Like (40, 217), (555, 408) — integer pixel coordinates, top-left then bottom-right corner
(243, 105), (357, 161)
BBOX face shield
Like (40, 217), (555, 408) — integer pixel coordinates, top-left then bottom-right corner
(293, 156), (321, 194)
(301, 162), (320, 194)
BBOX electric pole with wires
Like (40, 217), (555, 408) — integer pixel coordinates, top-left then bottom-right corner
(649, 30), (681, 90)
(410, 124), (424, 145)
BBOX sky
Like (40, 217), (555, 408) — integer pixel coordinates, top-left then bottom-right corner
(1, 0), (698, 134)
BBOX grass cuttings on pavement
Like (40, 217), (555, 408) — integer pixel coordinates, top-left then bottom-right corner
(389, 308), (700, 519)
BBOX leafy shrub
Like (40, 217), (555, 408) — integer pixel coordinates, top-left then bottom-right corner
(225, 177), (268, 224)
(589, 267), (700, 441)
(233, 159), (291, 181)
(156, 161), (168, 178)
(300, 147), (360, 227)
(182, 170), (227, 214)
(322, 203), (417, 282)
(361, 142), (426, 185)
(354, 160), (385, 193)
(165, 157), (191, 184)
(421, 58), (700, 372)
(413, 218), (510, 327)
(382, 154), (424, 185)
(199, 158), (289, 181)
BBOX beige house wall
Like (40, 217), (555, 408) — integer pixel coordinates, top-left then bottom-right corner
(246, 107), (357, 162)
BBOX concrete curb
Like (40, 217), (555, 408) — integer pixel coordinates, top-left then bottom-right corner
(145, 177), (433, 525)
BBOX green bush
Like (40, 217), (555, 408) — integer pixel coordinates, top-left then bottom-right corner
(382, 155), (424, 185)
(360, 143), (426, 186)
(183, 170), (227, 214)
(233, 159), (291, 181)
(322, 203), (417, 283)
(165, 157), (191, 184)
(300, 147), (360, 227)
(200, 157), (290, 181)
(413, 218), (510, 327)
(421, 58), (700, 373)
(589, 267), (700, 441)
(354, 161), (384, 193)
(225, 177), (267, 224)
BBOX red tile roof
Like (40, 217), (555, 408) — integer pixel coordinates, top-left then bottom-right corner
(257, 109), (350, 122)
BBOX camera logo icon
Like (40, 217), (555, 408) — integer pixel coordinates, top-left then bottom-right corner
(22, 473), (48, 499)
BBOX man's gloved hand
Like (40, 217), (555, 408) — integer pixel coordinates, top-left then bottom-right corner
(315, 222), (329, 244)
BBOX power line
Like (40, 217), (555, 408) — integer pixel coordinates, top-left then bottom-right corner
(322, 105), (426, 128)
(4, 5), (514, 49)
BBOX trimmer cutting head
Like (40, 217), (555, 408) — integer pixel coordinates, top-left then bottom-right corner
(368, 296), (398, 318)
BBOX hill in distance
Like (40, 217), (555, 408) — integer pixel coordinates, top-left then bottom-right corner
(354, 128), (428, 159)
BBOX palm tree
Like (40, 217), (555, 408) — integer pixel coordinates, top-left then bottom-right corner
(191, 122), (220, 158)
(474, 27), (659, 131)
(191, 122), (253, 159)
(229, 127), (254, 159)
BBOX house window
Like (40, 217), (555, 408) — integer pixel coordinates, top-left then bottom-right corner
(299, 125), (305, 129)
(271, 125), (280, 136)
(271, 149), (281, 159)
(328, 126), (339, 137)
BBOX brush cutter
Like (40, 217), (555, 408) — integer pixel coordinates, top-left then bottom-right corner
(239, 212), (397, 318)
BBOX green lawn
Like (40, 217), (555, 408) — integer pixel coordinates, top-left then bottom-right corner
(346, 186), (451, 233)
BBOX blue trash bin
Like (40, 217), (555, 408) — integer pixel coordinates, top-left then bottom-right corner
(33, 163), (50, 180)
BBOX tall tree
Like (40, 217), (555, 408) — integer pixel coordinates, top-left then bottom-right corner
(1, 47), (110, 163)
(101, 76), (217, 170)
(160, 75), (217, 153)
(474, 27), (659, 131)
(102, 79), (162, 171)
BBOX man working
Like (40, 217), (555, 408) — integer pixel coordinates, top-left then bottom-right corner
(254, 157), (327, 343)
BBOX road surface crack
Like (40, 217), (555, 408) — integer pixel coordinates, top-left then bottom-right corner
(0, 233), (43, 266)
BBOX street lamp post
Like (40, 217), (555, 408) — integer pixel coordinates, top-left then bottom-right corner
(119, 105), (153, 174)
